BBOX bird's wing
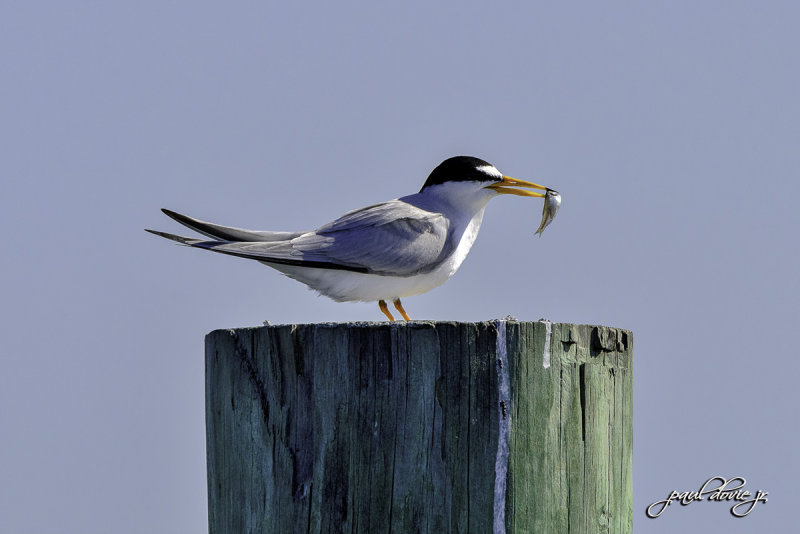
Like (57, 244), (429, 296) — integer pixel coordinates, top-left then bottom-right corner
(293, 200), (451, 275)
(160, 208), (305, 242)
(147, 200), (451, 276)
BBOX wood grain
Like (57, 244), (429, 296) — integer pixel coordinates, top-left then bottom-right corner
(205, 321), (632, 533)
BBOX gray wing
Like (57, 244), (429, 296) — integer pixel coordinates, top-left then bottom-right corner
(292, 200), (451, 275)
(147, 201), (451, 276)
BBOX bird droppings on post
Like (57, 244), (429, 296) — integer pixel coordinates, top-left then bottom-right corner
(205, 320), (632, 533)
(493, 319), (511, 534)
(540, 319), (553, 369)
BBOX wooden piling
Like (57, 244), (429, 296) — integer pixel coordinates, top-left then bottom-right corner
(205, 320), (632, 533)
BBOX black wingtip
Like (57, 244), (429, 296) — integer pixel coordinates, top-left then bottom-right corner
(144, 228), (196, 245)
(145, 228), (173, 239)
(161, 208), (183, 221)
(161, 208), (206, 230)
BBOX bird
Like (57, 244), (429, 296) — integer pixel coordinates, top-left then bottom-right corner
(146, 156), (553, 321)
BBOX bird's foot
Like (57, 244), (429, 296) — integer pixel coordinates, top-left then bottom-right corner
(379, 300), (395, 321)
(393, 299), (411, 321)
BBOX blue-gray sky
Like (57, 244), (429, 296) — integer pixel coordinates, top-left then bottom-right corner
(2, 1), (797, 532)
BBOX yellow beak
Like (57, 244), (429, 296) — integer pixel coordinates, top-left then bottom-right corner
(485, 176), (548, 198)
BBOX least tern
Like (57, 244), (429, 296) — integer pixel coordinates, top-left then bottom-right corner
(146, 156), (554, 321)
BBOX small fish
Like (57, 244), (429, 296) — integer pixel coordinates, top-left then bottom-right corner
(535, 189), (561, 236)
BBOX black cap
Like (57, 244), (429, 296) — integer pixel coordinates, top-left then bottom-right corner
(419, 156), (500, 192)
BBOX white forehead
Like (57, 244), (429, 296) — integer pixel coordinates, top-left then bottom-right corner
(477, 164), (503, 180)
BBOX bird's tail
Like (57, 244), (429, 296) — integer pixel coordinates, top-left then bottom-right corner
(144, 228), (204, 245)
(157, 208), (305, 242)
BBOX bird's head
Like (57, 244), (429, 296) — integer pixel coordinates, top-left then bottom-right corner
(420, 156), (550, 206)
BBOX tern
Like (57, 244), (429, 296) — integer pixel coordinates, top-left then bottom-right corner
(146, 156), (553, 321)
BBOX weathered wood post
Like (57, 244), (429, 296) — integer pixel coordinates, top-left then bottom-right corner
(205, 320), (632, 533)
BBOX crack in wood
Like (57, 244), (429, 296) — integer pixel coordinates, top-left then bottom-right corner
(234, 331), (270, 424)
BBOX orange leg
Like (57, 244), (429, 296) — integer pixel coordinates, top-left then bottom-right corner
(379, 300), (395, 321)
(393, 299), (411, 321)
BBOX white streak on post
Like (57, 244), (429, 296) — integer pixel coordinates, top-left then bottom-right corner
(494, 320), (510, 534)
(541, 319), (552, 369)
